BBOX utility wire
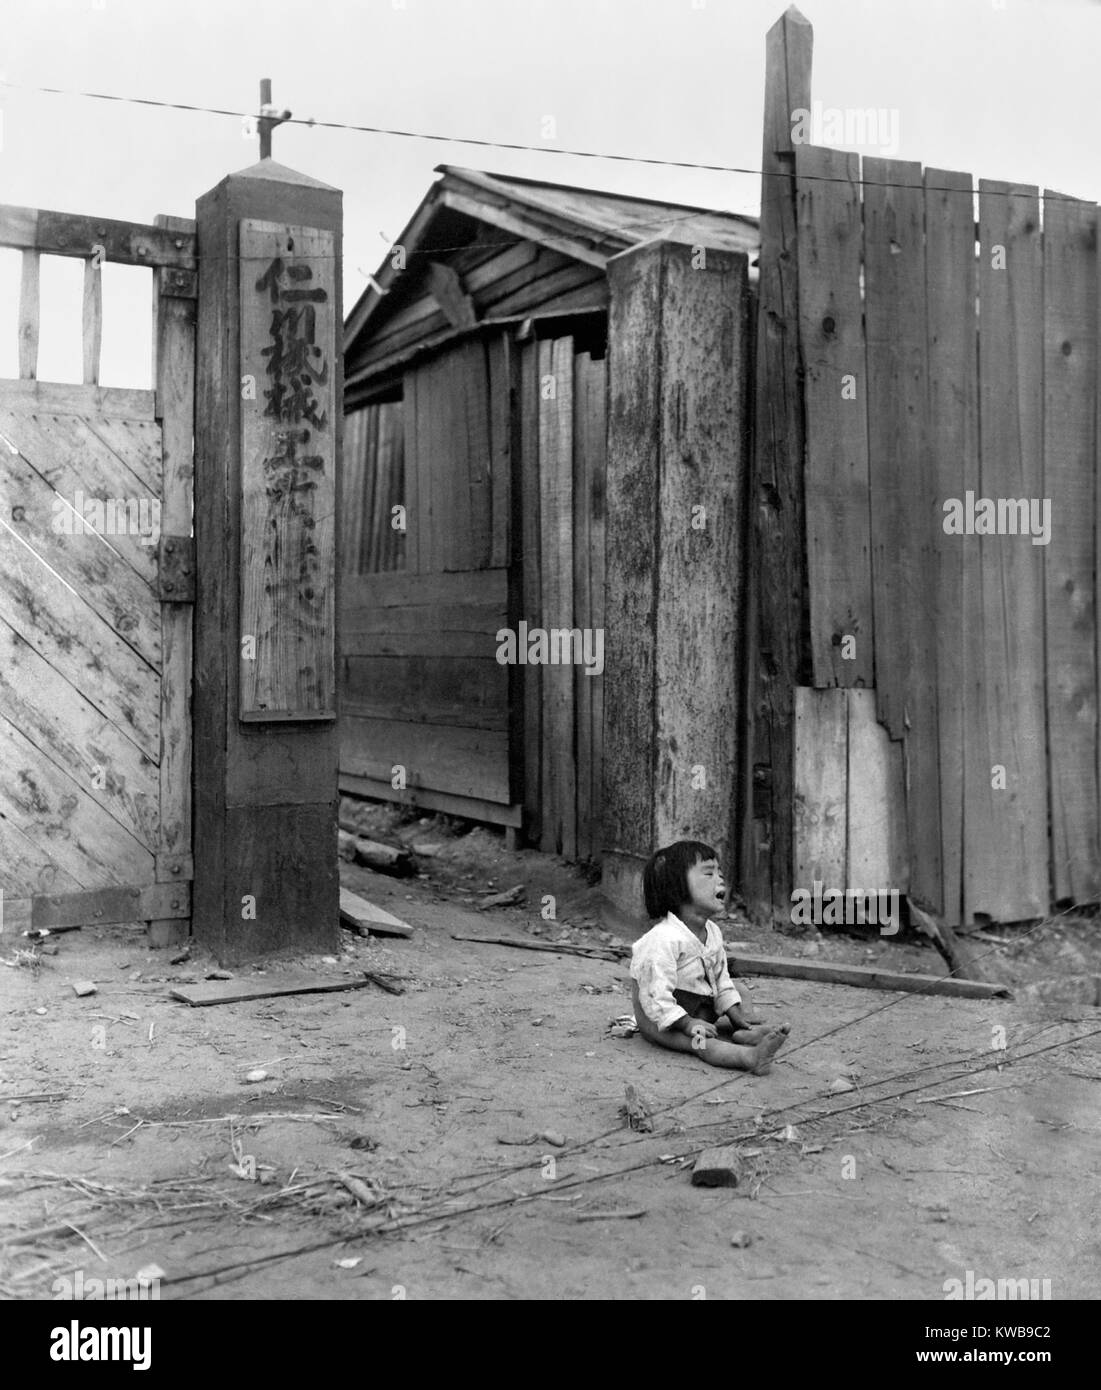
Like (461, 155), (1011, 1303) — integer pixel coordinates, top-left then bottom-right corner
(0, 79), (1073, 200)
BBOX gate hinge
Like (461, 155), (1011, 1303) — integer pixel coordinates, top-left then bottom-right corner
(156, 535), (195, 602)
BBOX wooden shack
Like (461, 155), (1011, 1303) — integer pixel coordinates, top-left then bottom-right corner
(340, 167), (757, 861)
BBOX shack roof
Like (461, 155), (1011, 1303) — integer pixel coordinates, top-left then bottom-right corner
(344, 164), (759, 361)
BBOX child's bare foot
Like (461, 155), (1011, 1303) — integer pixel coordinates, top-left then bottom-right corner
(730, 1024), (771, 1045)
(749, 1024), (790, 1075)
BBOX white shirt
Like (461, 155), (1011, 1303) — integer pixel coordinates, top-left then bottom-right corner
(630, 912), (742, 1031)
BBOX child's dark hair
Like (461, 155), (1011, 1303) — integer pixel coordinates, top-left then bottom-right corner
(643, 840), (719, 920)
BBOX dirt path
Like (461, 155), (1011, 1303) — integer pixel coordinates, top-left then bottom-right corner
(3, 830), (1100, 1301)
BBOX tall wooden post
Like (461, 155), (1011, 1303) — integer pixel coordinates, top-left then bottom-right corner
(193, 159), (342, 962)
(741, 6), (813, 922)
(602, 240), (751, 930)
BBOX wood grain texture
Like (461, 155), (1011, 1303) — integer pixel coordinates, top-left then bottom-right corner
(341, 716), (510, 804)
(519, 338), (543, 842)
(924, 168), (975, 926)
(0, 504), (160, 761)
(0, 618), (159, 850)
(153, 220), (196, 885)
(652, 246), (749, 877)
(2, 443), (160, 668)
(864, 156), (942, 912)
(793, 687), (847, 893)
(0, 203), (196, 268)
(0, 380), (156, 419)
(538, 336), (576, 857)
(796, 144), (873, 688)
(965, 183), (1047, 923)
(238, 219), (336, 720)
(1043, 190), (1098, 906)
(339, 773), (521, 827)
(572, 351), (601, 861)
(82, 259), (102, 386)
(0, 409), (158, 587)
(0, 708), (153, 889)
(743, 6), (812, 918)
(603, 249), (661, 863)
(846, 688), (908, 892)
(18, 249), (39, 379)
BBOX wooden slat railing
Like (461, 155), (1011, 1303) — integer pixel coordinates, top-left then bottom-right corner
(1, 203), (197, 384)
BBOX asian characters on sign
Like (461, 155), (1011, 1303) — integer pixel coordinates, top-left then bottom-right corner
(255, 251), (331, 505)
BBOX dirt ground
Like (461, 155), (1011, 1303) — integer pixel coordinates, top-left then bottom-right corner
(2, 807), (1100, 1301)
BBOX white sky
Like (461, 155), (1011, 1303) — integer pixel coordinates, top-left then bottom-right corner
(1, 0), (1099, 387)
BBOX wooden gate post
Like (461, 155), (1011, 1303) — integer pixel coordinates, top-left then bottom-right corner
(602, 240), (751, 929)
(192, 160), (343, 962)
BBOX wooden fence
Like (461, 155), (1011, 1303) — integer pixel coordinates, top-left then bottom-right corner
(782, 145), (1099, 927)
(744, 9), (1101, 929)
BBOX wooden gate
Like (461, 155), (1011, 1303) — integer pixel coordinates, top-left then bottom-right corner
(0, 206), (195, 940)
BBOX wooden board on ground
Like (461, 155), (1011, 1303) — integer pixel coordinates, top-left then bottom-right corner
(691, 1146), (743, 1188)
(726, 951), (1010, 1000)
(171, 974), (378, 1007)
(451, 929), (625, 961)
(339, 887), (413, 938)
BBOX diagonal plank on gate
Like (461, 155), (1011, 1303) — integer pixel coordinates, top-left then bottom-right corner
(0, 810), (84, 899)
(0, 619), (159, 850)
(3, 445), (160, 669)
(1042, 190), (1100, 906)
(0, 409), (159, 587)
(968, 182), (1048, 923)
(0, 709), (153, 888)
(83, 416), (164, 498)
(0, 523), (160, 761)
(925, 167), (976, 928)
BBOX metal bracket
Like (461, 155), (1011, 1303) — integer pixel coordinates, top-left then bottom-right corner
(156, 535), (195, 602)
(157, 265), (198, 300)
(156, 852), (194, 884)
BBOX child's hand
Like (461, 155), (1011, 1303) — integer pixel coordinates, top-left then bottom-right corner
(680, 1018), (718, 1050)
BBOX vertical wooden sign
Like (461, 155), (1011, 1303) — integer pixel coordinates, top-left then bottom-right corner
(239, 218), (336, 720)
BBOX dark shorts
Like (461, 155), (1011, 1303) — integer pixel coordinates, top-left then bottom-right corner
(672, 989), (719, 1024)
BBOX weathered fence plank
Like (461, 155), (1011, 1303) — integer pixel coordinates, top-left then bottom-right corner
(793, 686), (846, 894)
(1043, 190), (1099, 906)
(967, 182), (1048, 923)
(653, 246), (748, 874)
(538, 335), (576, 858)
(924, 167), (975, 927)
(846, 688), (908, 892)
(743, 5), (812, 920)
(518, 338), (543, 842)
(796, 144), (873, 688)
(18, 250), (39, 380)
(82, 259), (102, 386)
(864, 156), (942, 912)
